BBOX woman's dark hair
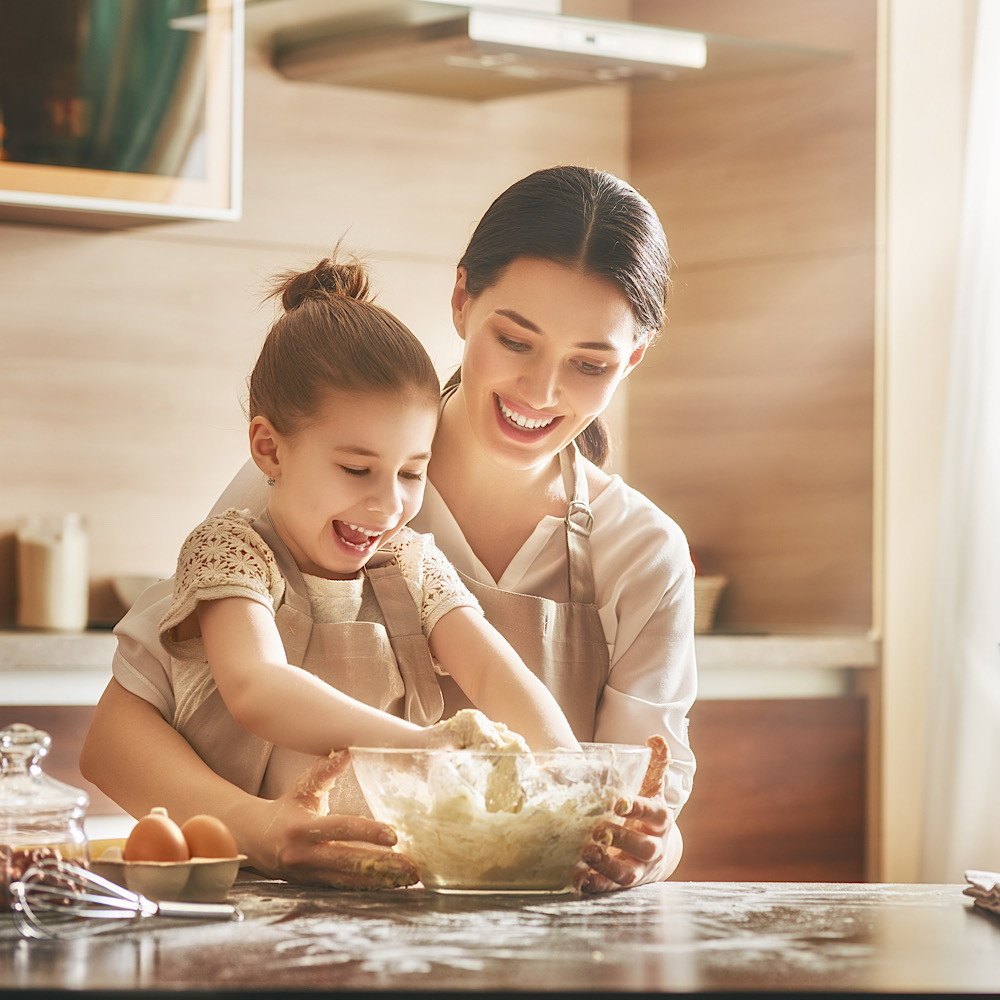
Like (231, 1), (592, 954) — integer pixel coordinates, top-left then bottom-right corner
(249, 255), (441, 435)
(447, 165), (670, 467)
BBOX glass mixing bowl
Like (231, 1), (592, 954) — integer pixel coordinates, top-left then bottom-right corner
(350, 742), (651, 894)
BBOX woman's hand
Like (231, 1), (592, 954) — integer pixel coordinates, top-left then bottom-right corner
(575, 735), (682, 893)
(233, 751), (419, 890)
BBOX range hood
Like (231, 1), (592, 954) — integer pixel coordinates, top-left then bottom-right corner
(266, 1), (710, 101)
(256, 0), (845, 103)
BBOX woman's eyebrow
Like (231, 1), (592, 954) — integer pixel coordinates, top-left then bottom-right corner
(495, 308), (541, 332)
(494, 308), (614, 351)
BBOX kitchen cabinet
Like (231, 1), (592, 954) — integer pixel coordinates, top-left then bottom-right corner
(675, 696), (868, 881)
(680, 634), (879, 882)
(0, 0), (243, 227)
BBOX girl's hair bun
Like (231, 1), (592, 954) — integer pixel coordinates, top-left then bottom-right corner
(274, 257), (372, 312)
(251, 249), (440, 438)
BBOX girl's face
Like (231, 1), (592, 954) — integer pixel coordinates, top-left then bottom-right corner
(252, 390), (438, 580)
(451, 257), (648, 472)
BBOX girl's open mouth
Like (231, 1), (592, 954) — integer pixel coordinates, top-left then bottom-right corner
(333, 520), (383, 554)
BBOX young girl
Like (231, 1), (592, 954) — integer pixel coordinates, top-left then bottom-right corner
(153, 255), (579, 815)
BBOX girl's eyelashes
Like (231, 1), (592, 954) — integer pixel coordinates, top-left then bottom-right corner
(576, 359), (610, 376)
(341, 465), (425, 481)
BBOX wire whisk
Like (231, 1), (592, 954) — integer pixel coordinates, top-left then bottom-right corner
(9, 857), (243, 939)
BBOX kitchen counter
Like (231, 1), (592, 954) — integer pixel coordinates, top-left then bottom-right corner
(1, 878), (995, 995)
(1, 629), (118, 705)
(1, 629), (880, 704)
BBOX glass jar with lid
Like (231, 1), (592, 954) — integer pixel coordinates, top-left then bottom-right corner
(1, 723), (90, 909)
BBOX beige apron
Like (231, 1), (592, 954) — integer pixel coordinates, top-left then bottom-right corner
(438, 442), (611, 742)
(179, 509), (445, 814)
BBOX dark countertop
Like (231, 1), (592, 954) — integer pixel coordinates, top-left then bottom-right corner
(2, 877), (998, 996)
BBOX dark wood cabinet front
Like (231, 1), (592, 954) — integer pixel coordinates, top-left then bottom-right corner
(674, 696), (867, 881)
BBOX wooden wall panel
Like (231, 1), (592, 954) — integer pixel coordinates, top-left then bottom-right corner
(674, 697), (866, 881)
(630, 250), (875, 627)
(628, 0), (878, 631)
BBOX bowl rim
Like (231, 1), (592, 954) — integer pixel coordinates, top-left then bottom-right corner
(348, 741), (651, 756)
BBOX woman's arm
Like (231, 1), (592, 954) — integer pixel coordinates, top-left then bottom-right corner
(79, 679), (418, 888)
(428, 606), (580, 751)
(581, 495), (697, 890)
(197, 596), (430, 753)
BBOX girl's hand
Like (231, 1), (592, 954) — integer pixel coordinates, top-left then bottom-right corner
(575, 735), (681, 893)
(234, 751), (419, 890)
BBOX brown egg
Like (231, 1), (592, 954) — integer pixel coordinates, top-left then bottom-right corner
(124, 807), (190, 862)
(181, 814), (238, 859)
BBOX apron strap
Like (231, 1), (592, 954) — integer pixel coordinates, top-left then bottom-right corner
(255, 510), (443, 726)
(365, 553), (445, 727)
(252, 508), (313, 664)
(560, 444), (597, 606)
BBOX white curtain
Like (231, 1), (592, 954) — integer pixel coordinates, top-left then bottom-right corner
(921, 0), (1000, 882)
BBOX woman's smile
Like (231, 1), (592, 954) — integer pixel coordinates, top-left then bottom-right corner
(494, 394), (562, 438)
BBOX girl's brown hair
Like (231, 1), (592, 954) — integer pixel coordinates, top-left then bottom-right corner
(249, 256), (440, 434)
(446, 165), (670, 467)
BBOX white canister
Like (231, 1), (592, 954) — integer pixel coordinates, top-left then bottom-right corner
(16, 513), (90, 631)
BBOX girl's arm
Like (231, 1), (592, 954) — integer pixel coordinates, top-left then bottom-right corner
(197, 596), (430, 753)
(79, 679), (418, 888)
(427, 606), (580, 751)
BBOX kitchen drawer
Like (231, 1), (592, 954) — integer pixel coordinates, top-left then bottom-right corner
(673, 696), (866, 881)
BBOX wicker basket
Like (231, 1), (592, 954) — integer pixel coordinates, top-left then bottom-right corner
(693, 574), (728, 634)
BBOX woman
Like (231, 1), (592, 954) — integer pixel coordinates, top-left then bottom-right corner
(81, 165), (696, 893)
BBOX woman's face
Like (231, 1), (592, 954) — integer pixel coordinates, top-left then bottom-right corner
(252, 390), (438, 579)
(452, 257), (647, 472)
